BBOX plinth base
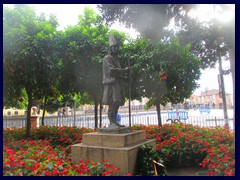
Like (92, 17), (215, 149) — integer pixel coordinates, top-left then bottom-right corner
(71, 130), (156, 175)
(97, 126), (132, 134)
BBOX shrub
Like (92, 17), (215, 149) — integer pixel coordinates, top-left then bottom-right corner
(199, 144), (235, 176)
(4, 124), (235, 176)
(3, 139), (121, 176)
(136, 144), (167, 176)
(133, 123), (235, 176)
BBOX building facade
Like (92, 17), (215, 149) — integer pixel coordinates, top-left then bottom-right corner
(188, 89), (232, 109)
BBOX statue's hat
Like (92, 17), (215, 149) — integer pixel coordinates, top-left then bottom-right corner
(109, 33), (118, 46)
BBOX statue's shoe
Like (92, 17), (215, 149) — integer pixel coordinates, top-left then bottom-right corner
(109, 122), (125, 128)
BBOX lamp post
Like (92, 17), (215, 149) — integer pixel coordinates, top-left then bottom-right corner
(204, 88), (208, 105)
(218, 51), (229, 127)
(128, 57), (131, 127)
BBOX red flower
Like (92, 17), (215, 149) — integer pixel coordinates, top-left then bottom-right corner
(194, 132), (199, 136)
(200, 148), (207, 152)
(170, 136), (177, 143)
(6, 149), (16, 155)
(196, 139), (202, 143)
(221, 156), (230, 162)
(34, 163), (40, 169)
(209, 153), (215, 157)
(159, 72), (165, 77)
(219, 146), (227, 153)
(9, 156), (15, 162)
(162, 76), (167, 80)
(225, 171), (234, 176)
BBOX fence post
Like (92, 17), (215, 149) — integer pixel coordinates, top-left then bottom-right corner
(74, 100), (76, 126)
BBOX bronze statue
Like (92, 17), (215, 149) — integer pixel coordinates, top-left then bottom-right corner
(102, 33), (129, 128)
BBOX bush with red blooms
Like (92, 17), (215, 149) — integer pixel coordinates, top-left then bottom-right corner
(199, 144), (235, 176)
(3, 126), (126, 176)
(132, 123), (235, 176)
(4, 123), (234, 176)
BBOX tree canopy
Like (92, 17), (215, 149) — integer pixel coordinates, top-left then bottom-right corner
(121, 37), (201, 125)
(97, 4), (234, 70)
(3, 4), (60, 137)
(4, 5), (203, 130)
(97, 4), (194, 40)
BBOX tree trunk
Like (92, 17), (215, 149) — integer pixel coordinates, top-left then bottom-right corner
(26, 90), (33, 139)
(42, 96), (47, 126)
(156, 102), (162, 126)
(94, 101), (98, 129)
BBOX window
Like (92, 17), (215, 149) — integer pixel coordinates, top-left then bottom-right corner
(14, 111), (18, 116)
(7, 111), (11, 116)
(213, 95), (216, 101)
(24, 111), (27, 115)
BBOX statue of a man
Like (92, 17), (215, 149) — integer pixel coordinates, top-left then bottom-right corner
(102, 33), (129, 128)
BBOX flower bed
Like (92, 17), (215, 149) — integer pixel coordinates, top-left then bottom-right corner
(4, 123), (235, 176)
(3, 126), (122, 176)
(132, 123), (235, 176)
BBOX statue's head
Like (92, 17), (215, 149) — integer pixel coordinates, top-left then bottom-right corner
(109, 33), (119, 55)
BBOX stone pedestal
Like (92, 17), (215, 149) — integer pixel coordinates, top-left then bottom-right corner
(30, 115), (39, 128)
(30, 106), (39, 128)
(97, 126), (132, 134)
(71, 130), (155, 175)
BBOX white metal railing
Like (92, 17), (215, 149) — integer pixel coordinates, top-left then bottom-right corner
(3, 112), (234, 130)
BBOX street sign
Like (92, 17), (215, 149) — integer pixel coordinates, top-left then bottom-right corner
(168, 111), (188, 121)
(199, 106), (211, 114)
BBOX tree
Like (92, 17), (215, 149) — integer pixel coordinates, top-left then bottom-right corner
(176, 5), (235, 134)
(98, 4), (234, 91)
(57, 7), (111, 128)
(98, 4), (234, 128)
(121, 37), (201, 126)
(3, 5), (60, 138)
(97, 4), (194, 40)
(98, 4), (234, 70)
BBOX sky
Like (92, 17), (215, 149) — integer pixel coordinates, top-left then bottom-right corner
(4, 4), (234, 96)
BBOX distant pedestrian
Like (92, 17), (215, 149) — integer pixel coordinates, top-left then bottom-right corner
(116, 113), (121, 123)
(62, 108), (66, 116)
(193, 103), (196, 110)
